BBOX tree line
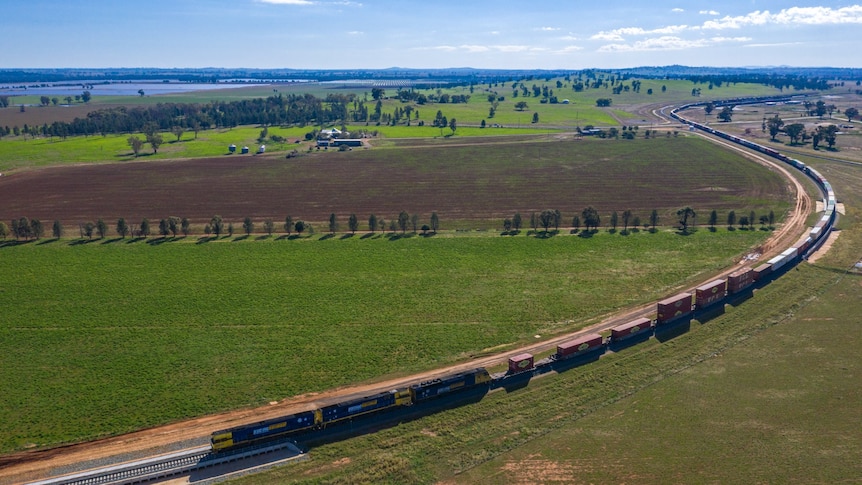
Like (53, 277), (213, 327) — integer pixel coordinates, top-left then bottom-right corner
(1, 212), (442, 241)
(501, 207), (776, 236)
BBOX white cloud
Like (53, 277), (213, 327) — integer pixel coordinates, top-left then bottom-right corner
(461, 45), (490, 53)
(703, 6), (862, 30)
(598, 35), (747, 52)
(346, 31), (363, 35)
(558, 34), (579, 41)
(591, 32), (625, 41)
(699, 10), (720, 16)
(556, 45), (584, 53)
(538, 26), (560, 31)
(672, 8), (684, 13)
(592, 24), (688, 41)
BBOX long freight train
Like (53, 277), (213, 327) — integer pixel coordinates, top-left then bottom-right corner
(212, 97), (837, 454)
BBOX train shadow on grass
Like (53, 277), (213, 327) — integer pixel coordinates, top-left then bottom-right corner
(654, 319), (691, 343)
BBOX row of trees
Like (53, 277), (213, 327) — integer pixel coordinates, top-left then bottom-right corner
(501, 207), (775, 235)
(1, 212), (443, 241)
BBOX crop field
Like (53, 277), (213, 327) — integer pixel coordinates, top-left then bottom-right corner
(0, 136), (791, 228)
(226, 154), (862, 484)
(0, 228), (771, 452)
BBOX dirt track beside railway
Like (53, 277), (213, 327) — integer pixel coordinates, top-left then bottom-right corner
(0, 131), (817, 485)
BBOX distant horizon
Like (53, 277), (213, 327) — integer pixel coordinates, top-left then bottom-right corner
(4, 2), (861, 70)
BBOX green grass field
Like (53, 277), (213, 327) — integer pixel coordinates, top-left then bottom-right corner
(0, 229), (769, 452)
(222, 154), (862, 484)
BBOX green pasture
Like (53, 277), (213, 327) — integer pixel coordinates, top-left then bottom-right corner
(229, 151), (862, 484)
(0, 229), (769, 452)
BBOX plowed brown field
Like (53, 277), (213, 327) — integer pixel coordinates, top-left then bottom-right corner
(0, 137), (789, 227)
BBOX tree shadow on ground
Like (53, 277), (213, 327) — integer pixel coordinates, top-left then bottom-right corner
(36, 238), (59, 246)
(578, 230), (597, 239)
(340, 233), (355, 240)
(69, 239), (99, 246)
(0, 240), (33, 248)
(360, 233), (376, 240)
(318, 234), (335, 241)
(421, 231), (436, 238)
(256, 234), (272, 241)
(232, 235), (250, 242)
(147, 237), (171, 246)
(101, 237), (125, 245)
(675, 228), (697, 236)
(127, 237), (146, 244)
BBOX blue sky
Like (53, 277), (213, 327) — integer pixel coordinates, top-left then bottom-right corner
(3, 1), (861, 69)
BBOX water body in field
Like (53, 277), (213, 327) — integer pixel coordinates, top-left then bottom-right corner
(0, 80), (307, 97)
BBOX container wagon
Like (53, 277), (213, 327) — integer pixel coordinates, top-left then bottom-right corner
(656, 292), (693, 325)
(727, 267), (754, 294)
(753, 263), (773, 281)
(695, 279), (727, 309)
(610, 317), (652, 342)
(556, 333), (604, 359)
(508, 353), (534, 374)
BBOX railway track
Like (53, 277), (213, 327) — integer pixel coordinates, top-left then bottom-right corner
(24, 441), (304, 485)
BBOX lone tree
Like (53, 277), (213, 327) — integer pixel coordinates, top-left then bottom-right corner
(329, 213), (338, 234)
(539, 209), (555, 233)
(727, 210), (737, 229)
(368, 214), (378, 233)
(117, 218), (129, 238)
(348, 214), (359, 234)
(677, 207), (696, 233)
(140, 218), (151, 238)
(168, 216), (181, 237)
(512, 212), (521, 231)
(243, 216), (254, 236)
(582, 207), (600, 231)
(263, 219), (274, 236)
(181, 218), (191, 236)
(398, 211), (409, 234)
(845, 107), (859, 122)
(0, 221), (8, 240)
(147, 133), (164, 154)
(96, 219), (108, 239)
(708, 210), (718, 230)
(430, 212), (440, 233)
(410, 213), (419, 233)
(294, 220), (305, 235)
(127, 135), (144, 157)
(767, 115), (784, 141)
(52, 220), (62, 239)
(610, 211), (619, 231)
(622, 210), (632, 233)
(210, 215), (224, 237)
(284, 216), (293, 235)
(718, 106), (733, 122)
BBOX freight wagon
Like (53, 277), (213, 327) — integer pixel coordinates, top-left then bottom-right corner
(610, 317), (652, 342)
(656, 292), (693, 325)
(727, 267), (754, 294)
(508, 353), (535, 374)
(695, 279), (727, 309)
(556, 333), (604, 359)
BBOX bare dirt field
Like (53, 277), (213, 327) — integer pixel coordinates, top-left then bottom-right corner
(0, 137), (789, 228)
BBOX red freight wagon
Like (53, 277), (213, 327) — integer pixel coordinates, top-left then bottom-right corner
(695, 279), (727, 309)
(727, 267), (754, 294)
(656, 292), (693, 325)
(556, 333), (603, 358)
(753, 263), (772, 281)
(508, 353), (534, 374)
(610, 317), (652, 342)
